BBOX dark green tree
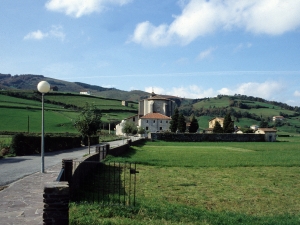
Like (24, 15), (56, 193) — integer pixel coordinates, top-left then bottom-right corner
(223, 113), (234, 133)
(74, 103), (101, 154)
(177, 113), (186, 133)
(189, 116), (199, 133)
(169, 108), (179, 132)
(122, 121), (138, 136)
(213, 121), (223, 133)
(259, 119), (269, 128)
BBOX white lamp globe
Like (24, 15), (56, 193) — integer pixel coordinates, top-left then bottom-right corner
(37, 81), (50, 93)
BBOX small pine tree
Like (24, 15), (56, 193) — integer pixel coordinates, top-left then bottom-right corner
(213, 121), (223, 133)
(170, 108), (179, 132)
(189, 116), (199, 133)
(177, 113), (186, 133)
(223, 113), (234, 133)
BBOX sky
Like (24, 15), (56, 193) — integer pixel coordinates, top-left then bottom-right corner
(1, 0), (300, 106)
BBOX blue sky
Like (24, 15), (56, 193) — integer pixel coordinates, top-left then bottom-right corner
(1, 0), (300, 106)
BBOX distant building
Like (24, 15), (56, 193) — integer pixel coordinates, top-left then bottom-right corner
(208, 117), (224, 128)
(115, 92), (176, 136)
(80, 90), (91, 95)
(273, 116), (284, 122)
(122, 101), (128, 106)
(255, 128), (277, 142)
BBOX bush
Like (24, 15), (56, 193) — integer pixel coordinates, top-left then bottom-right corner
(9, 133), (97, 156)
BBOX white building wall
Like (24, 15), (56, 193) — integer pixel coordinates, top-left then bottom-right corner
(140, 118), (170, 133)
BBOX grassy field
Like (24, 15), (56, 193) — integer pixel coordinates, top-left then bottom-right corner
(0, 92), (137, 133)
(70, 137), (300, 224)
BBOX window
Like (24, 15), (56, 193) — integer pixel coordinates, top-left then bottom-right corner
(160, 120), (162, 123)
(166, 121), (168, 123)
(146, 120), (148, 123)
(146, 127), (148, 130)
(153, 120), (156, 123)
(133, 117), (135, 122)
(160, 127), (162, 130)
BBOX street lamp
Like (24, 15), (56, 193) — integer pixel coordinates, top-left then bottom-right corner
(37, 81), (50, 173)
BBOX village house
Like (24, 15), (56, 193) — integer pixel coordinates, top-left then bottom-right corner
(116, 92), (176, 136)
(205, 117), (225, 133)
(209, 117), (224, 128)
(255, 128), (277, 142)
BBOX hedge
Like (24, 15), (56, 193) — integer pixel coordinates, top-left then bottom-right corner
(10, 133), (99, 156)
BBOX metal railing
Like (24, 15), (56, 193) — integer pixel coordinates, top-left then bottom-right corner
(70, 161), (138, 206)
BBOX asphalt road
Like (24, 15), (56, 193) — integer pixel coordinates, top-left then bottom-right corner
(0, 139), (130, 186)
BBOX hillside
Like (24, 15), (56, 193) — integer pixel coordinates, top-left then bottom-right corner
(187, 95), (300, 134)
(1, 73), (300, 134)
(0, 90), (138, 133)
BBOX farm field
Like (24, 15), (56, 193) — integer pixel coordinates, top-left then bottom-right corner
(70, 137), (300, 225)
(0, 91), (137, 133)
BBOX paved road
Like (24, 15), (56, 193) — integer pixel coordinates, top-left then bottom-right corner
(0, 139), (130, 186)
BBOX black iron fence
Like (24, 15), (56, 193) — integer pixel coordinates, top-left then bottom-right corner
(70, 161), (138, 206)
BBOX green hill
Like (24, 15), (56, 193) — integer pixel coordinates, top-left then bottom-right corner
(186, 95), (300, 134)
(0, 90), (138, 133)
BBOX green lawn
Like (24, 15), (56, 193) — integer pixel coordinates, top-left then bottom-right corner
(70, 138), (300, 224)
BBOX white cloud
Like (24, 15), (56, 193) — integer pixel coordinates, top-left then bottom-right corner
(294, 90), (300, 97)
(144, 81), (285, 101)
(145, 85), (215, 99)
(45, 0), (133, 18)
(197, 47), (216, 60)
(24, 26), (65, 41)
(131, 0), (300, 46)
(24, 30), (48, 40)
(218, 81), (285, 99)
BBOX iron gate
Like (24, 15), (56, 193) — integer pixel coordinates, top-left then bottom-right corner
(70, 161), (138, 206)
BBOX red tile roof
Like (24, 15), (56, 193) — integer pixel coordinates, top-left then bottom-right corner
(140, 113), (171, 119)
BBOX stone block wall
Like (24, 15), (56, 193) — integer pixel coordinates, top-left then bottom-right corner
(151, 133), (265, 142)
(43, 182), (69, 225)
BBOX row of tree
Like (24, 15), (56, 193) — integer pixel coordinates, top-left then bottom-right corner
(170, 108), (199, 133)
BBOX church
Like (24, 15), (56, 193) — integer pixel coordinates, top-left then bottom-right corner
(115, 92), (176, 136)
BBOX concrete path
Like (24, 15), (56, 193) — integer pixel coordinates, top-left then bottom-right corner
(0, 163), (61, 225)
(0, 139), (132, 225)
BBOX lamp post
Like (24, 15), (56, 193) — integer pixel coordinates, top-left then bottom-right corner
(37, 81), (50, 173)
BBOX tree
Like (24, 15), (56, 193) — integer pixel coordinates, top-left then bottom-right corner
(137, 126), (145, 135)
(189, 116), (199, 133)
(213, 121), (223, 133)
(177, 113), (186, 133)
(74, 103), (101, 154)
(259, 119), (269, 128)
(223, 113), (234, 133)
(122, 121), (137, 136)
(169, 108), (179, 132)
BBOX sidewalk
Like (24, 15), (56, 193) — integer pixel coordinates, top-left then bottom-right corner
(0, 163), (61, 225)
(0, 139), (133, 224)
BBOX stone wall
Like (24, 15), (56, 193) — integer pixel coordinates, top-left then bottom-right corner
(43, 182), (69, 225)
(151, 133), (265, 142)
